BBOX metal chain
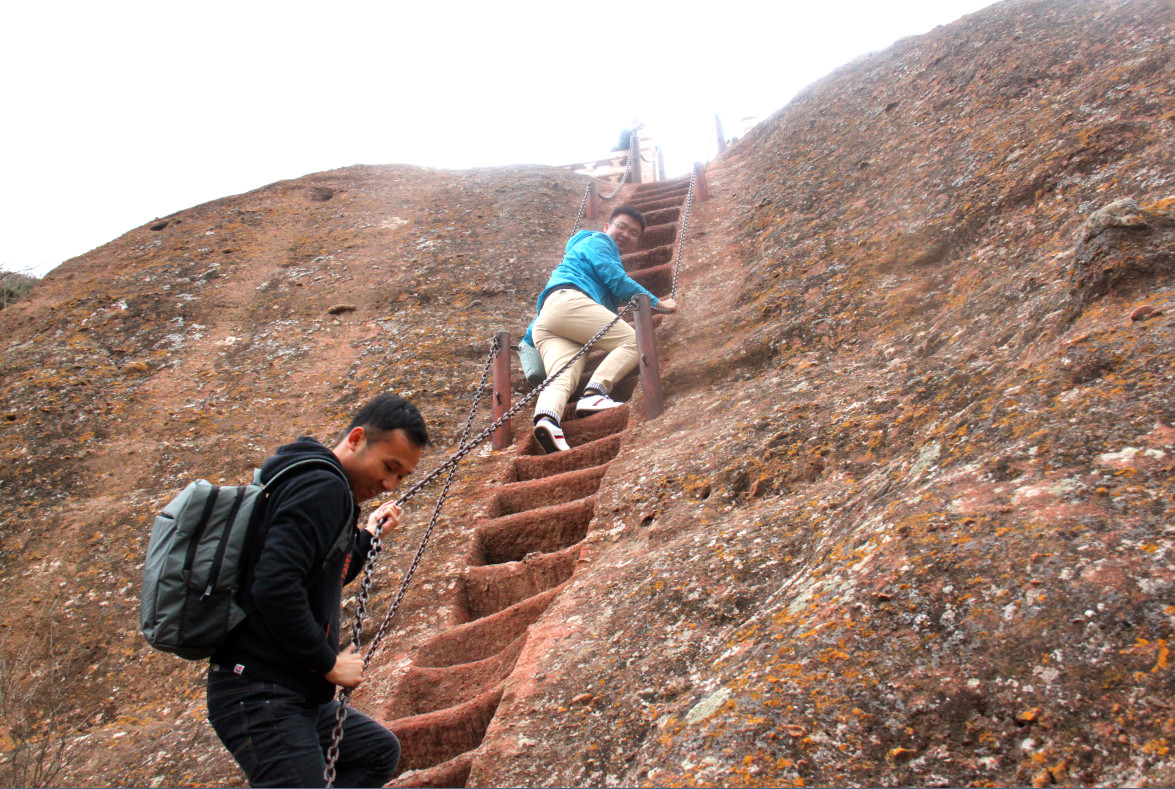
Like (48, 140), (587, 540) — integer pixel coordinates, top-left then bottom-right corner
(324, 336), (501, 787)
(323, 674), (350, 787)
(570, 182), (593, 237)
(360, 334), (500, 664)
(356, 297), (630, 660)
(354, 335), (501, 652)
(379, 300), (636, 513)
(669, 164), (698, 300)
(325, 131), (678, 784)
(323, 301), (636, 785)
(571, 131), (638, 235)
(598, 130), (638, 201)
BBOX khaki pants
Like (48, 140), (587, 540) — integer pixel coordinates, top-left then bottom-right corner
(532, 289), (637, 422)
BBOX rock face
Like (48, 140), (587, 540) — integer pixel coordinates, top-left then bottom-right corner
(0, 166), (588, 787)
(1, 0), (1173, 786)
(1072, 197), (1175, 302)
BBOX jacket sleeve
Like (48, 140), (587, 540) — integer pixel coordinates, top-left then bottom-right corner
(249, 470), (352, 677)
(584, 233), (659, 309)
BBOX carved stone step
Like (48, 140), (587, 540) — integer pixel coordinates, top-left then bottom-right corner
(388, 753), (473, 789)
(389, 686), (502, 773)
(411, 586), (560, 668)
(517, 405), (630, 457)
(385, 635), (526, 719)
(642, 206), (681, 226)
(469, 497), (595, 566)
(461, 543), (579, 621)
(487, 464), (607, 517)
(622, 245), (673, 272)
(508, 433), (622, 481)
(630, 262), (674, 297)
(636, 222), (677, 251)
(624, 195), (685, 213)
(631, 178), (691, 197)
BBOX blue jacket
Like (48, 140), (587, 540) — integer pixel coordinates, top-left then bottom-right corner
(523, 230), (659, 345)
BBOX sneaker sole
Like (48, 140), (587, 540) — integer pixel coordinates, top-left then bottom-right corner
(534, 425), (562, 454)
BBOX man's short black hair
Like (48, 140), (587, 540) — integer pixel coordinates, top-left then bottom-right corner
(349, 394), (429, 448)
(610, 205), (646, 232)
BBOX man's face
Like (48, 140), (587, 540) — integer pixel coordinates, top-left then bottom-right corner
(605, 214), (643, 255)
(340, 427), (422, 503)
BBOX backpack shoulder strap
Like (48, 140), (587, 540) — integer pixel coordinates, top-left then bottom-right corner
(256, 457), (356, 574)
(261, 457), (349, 490)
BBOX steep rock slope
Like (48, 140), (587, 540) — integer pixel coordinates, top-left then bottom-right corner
(466, 0), (1175, 787)
(0, 0), (1172, 786)
(0, 165), (589, 786)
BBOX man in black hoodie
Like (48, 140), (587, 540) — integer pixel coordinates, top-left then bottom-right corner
(206, 394), (428, 787)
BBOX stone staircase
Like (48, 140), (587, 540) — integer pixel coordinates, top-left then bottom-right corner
(382, 174), (692, 788)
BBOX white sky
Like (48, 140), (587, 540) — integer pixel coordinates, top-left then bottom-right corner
(1, 0), (996, 277)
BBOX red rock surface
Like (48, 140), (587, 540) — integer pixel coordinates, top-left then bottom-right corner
(1, 0), (1173, 786)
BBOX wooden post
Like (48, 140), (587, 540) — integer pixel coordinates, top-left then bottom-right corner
(694, 162), (710, 203)
(586, 181), (599, 221)
(491, 331), (512, 450)
(632, 295), (663, 420)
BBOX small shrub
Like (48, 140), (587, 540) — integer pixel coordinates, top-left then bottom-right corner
(0, 271), (38, 310)
(0, 615), (80, 788)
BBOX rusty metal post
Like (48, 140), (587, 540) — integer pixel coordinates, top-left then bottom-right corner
(632, 294), (663, 420)
(586, 181), (599, 221)
(694, 162), (710, 203)
(491, 331), (512, 450)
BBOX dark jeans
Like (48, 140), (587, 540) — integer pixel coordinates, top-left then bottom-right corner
(207, 670), (400, 788)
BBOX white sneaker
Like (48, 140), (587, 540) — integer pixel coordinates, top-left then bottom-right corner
(575, 392), (623, 417)
(533, 417), (570, 453)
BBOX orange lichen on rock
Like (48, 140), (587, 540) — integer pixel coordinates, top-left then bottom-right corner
(3, 0), (1175, 787)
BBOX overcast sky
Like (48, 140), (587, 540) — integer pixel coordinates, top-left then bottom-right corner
(1, 0), (997, 277)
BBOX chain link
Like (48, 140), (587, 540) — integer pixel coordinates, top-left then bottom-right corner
(324, 132), (683, 785)
(570, 182), (593, 238)
(598, 130), (638, 201)
(324, 697), (347, 785)
(325, 146), (691, 780)
(325, 336), (501, 786)
(571, 131), (638, 235)
(669, 164), (698, 300)
(323, 301), (636, 785)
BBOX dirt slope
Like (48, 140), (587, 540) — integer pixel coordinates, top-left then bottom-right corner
(0, 164), (587, 786)
(1, 0), (1173, 786)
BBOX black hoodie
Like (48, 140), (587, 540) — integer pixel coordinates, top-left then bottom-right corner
(212, 437), (371, 704)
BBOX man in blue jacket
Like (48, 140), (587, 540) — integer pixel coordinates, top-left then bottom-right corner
(531, 206), (677, 453)
(207, 394), (428, 787)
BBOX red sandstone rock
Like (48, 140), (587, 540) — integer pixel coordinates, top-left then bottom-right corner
(2, 0), (1174, 787)
(1129, 303), (1160, 321)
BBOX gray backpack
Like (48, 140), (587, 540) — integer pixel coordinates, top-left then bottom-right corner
(519, 339), (546, 387)
(140, 458), (351, 660)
